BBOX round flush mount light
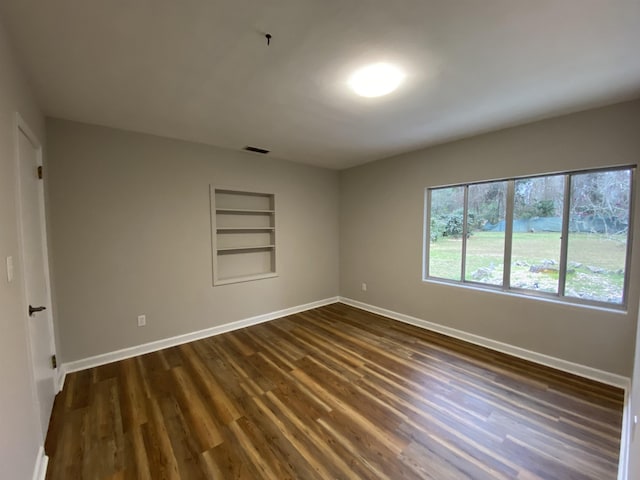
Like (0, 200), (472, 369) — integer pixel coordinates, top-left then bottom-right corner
(348, 62), (405, 98)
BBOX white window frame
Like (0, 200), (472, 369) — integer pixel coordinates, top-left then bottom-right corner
(423, 165), (636, 310)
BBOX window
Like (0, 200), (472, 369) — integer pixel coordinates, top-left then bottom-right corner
(465, 181), (507, 286)
(428, 186), (464, 280)
(424, 166), (634, 307)
(510, 175), (564, 294)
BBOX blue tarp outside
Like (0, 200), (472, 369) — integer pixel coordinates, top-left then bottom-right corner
(483, 216), (627, 234)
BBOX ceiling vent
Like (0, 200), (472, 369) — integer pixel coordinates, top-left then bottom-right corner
(244, 145), (270, 154)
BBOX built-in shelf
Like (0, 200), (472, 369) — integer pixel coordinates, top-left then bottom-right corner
(211, 187), (276, 285)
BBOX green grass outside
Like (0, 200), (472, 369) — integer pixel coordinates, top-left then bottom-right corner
(428, 231), (627, 303)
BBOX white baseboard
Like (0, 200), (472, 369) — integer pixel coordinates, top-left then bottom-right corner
(55, 366), (66, 393)
(339, 297), (630, 389)
(61, 297), (339, 375)
(31, 446), (48, 480)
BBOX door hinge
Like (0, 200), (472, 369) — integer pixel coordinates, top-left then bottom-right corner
(37, 166), (43, 179)
(50, 354), (57, 369)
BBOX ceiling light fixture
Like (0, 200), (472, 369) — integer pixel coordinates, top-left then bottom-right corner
(348, 63), (405, 98)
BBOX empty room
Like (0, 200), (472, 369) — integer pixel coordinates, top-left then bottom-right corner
(2, 1), (640, 479)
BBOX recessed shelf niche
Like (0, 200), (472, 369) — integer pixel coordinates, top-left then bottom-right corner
(210, 187), (277, 285)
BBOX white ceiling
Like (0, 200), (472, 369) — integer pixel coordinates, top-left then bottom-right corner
(2, 0), (639, 169)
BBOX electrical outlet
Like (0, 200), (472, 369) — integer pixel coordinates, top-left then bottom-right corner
(362, 283), (367, 292)
(137, 314), (146, 327)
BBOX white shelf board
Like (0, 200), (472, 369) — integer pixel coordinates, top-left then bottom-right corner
(215, 272), (279, 286)
(217, 227), (275, 232)
(217, 245), (275, 252)
(216, 208), (274, 214)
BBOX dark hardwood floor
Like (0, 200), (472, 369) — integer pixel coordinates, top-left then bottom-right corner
(45, 303), (624, 479)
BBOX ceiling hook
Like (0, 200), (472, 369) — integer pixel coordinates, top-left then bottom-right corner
(265, 33), (272, 46)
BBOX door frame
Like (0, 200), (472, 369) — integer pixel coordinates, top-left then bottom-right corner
(13, 112), (59, 442)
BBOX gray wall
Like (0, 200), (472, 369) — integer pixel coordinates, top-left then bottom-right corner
(340, 100), (640, 377)
(0, 19), (46, 480)
(46, 119), (340, 362)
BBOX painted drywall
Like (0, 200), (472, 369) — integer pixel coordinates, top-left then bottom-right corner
(340, 100), (640, 377)
(46, 119), (340, 362)
(0, 19), (47, 480)
(627, 308), (640, 479)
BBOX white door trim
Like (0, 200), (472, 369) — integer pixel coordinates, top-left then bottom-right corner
(13, 113), (43, 447)
(13, 112), (58, 444)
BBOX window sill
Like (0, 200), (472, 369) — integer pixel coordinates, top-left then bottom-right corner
(422, 277), (628, 314)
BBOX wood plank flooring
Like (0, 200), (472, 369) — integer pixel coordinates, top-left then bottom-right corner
(45, 303), (624, 479)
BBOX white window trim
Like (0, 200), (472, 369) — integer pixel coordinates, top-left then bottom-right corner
(423, 165), (636, 310)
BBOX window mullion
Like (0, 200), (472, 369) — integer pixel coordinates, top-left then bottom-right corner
(424, 189), (432, 279)
(503, 180), (515, 290)
(461, 185), (469, 282)
(621, 167), (636, 305)
(558, 174), (572, 297)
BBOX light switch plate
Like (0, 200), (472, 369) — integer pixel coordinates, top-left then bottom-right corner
(6, 256), (14, 282)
